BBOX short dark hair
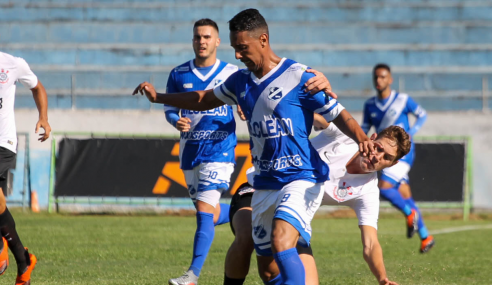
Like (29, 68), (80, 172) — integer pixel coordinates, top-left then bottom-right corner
(376, 126), (411, 161)
(228, 8), (269, 35)
(193, 18), (219, 33)
(373, 63), (391, 74)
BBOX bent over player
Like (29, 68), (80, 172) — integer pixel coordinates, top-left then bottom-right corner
(223, 121), (408, 285)
(0, 51), (51, 284)
(362, 63), (434, 253)
(164, 19), (239, 285)
(134, 9), (373, 284)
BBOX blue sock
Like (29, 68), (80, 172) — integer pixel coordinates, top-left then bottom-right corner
(264, 273), (283, 285)
(380, 186), (412, 216)
(273, 248), (305, 285)
(189, 212), (215, 276)
(405, 198), (428, 239)
(215, 203), (230, 226)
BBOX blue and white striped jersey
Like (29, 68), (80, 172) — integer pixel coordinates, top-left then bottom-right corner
(213, 58), (345, 190)
(361, 90), (427, 165)
(164, 59), (239, 170)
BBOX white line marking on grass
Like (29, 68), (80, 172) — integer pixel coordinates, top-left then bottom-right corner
(429, 224), (492, 235)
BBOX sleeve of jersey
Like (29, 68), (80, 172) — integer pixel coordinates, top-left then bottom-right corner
(298, 72), (345, 122)
(163, 71), (181, 127)
(212, 72), (238, 106)
(406, 96), (427, 136)
(361, 103), (372, 134)
(16, 57), (38, 89)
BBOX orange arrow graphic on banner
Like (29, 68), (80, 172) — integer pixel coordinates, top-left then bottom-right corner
(152, 142), (252, 195)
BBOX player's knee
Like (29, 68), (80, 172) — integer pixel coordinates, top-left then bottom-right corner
(257, 257), (279, 282)
(271, 221), (297, 252)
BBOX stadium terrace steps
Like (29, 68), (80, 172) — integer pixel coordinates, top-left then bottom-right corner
(1, 22), (492, 44)
(1, 0), (490, 111)
(3, 2), (492, 22)
(2, 46), (491, 67)
(19, 70), (489, 92)
(4, 1), (492, 26)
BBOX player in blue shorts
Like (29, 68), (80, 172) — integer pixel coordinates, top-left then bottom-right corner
(134, 9), (374, 284)
(164, 19), (239, 285)
(361, 63), (435, 253)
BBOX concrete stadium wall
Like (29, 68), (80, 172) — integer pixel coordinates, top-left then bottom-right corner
(8, 109), (492, 210)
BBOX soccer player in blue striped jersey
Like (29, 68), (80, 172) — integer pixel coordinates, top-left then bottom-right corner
(134, 9), (375, 285)
(165, 19), (239, 285)
(361, 63), (435, 253)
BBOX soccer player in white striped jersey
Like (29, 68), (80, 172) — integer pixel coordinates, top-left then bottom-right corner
(0, 51), (50, 285)
(164, 19), (239, 285)
(134, 9), (374, 285)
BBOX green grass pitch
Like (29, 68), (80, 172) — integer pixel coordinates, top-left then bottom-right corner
(2, 211), (492, 284)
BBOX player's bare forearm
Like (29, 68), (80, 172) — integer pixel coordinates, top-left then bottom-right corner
(333, 110), (374, 155)
(31, 80), (51, 141)
(31, 80), (49, 121)
(360, 226), (396, 285)
(133, 82), (225, 111)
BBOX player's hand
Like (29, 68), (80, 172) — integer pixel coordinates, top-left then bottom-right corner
(133, 82), (157, 103)
(176, 117), (192, 132)
(359, 139), (376, 157)
(304, 68), (338, 99)
(379, 277), (399, 285)
(35, 119), (51, 142)
(236, 105), (247, 121)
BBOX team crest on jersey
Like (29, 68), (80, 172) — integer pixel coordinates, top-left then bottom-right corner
(267, 87), (283, 100)
(253, 225), (267, 239)
(371, 112), (377, 118)
(0, 69), (9, 84)
(214, 79), (223, 86)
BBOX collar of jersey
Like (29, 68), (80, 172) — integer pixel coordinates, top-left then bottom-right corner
(190, 59), (220, 82)
(375, 90), (396, 111)
(250, 57), (287, 85)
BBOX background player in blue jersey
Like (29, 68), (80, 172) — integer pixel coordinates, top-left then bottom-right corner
(134, 9), (374, 285)
(361, 63), (435, 253)
(165, 19), (239, 285)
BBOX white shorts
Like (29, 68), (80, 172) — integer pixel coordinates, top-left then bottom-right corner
(381, 161), (411, 185)
(183, 162), (234, 207)
(251, 180), (324, 256)
(321, 191), (380, 230)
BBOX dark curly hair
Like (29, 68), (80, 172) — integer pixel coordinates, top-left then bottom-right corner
(229, 8), (269, 35)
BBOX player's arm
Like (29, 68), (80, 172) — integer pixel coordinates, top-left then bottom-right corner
(360, 225), (399, 285)
(133, 82), (225, 111)
(163, 72), (191, 132)
(332, 109), (374, 156)
(313, 113), (330, 131)
(31, 80), (51, 142)
(300, 71), (374, 156)
(361, 102), (372, 134)
(406, 96), (427, 137)
(304, 69), (337, 99)
(16, 57), (51, 142)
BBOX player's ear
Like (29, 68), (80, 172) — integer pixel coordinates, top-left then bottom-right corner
(216, 37), (221, 47)
(259, 33), (268, 47)
(370, 133), (377, 141)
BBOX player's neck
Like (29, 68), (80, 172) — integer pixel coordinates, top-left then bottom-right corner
(252, 53), (282, 79)
(377, 88), (392, 100)
(194, 56), (217, 68)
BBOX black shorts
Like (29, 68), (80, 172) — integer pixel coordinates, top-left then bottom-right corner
(0, 147), (16, 191)
(229, 182), (255, 235)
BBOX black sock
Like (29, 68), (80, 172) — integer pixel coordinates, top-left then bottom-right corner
(224, 273), (246, 285)
(0, 208), (28, 275)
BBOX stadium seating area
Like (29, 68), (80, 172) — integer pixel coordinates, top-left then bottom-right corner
(1, 0), (491, 110)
